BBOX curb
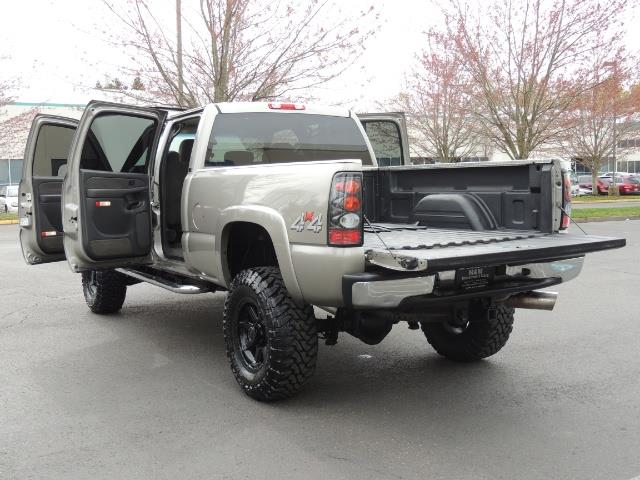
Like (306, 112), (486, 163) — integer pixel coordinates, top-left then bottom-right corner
(0, 220), (18, 225)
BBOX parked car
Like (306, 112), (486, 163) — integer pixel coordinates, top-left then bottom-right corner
(578, 175), (607, 194)
(570, 174), (590, 196)
(0, 185), (19, 213)
(599, 176), (640, 195)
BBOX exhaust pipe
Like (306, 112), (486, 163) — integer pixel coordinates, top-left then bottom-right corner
(506, 291), (558, 311)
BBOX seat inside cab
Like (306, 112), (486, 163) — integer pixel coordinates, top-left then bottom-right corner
(160, 116), (199, 259)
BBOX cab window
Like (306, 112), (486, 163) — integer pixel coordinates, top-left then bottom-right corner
(205, 113), (372, 167)
(80, 114), (157, 174)
(362, 121), (403, 166)
(33, 124), (76, 176)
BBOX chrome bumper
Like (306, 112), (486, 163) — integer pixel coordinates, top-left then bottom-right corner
(344, 257), (584, 309)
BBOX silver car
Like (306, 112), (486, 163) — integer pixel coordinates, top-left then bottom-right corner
(0, 185), (18, 213)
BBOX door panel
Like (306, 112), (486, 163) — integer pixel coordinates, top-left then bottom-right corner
(19, 115), (78, 265)
(32, 177), (64, 254)
(62, 101), (167, 271)
(80, 170), (150, 260)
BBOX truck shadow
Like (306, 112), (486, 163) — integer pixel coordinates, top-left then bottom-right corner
(32, 289), (520, 421)
(104, 291), (515, 409)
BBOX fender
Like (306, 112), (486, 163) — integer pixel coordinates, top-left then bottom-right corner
(217, 205), (304, 304)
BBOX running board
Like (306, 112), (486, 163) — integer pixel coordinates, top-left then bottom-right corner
(116, 268), (212, 294)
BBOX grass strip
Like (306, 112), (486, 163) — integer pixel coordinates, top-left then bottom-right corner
(571, 206), (640, 219)
(0, 212), (18, 221)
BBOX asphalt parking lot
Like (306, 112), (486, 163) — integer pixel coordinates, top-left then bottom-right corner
(1, 222), (640, 480)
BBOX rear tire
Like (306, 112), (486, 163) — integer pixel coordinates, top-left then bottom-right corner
(223, 267), (318, 401)
(81, 269), (128, 314)
(421, 303), (514, 362)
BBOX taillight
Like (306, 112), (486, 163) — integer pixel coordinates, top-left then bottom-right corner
(328, 172), (363, 246)
(560, 173), (571, 230)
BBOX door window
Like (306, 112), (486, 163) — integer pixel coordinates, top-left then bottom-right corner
(362, 121), (403, 166)
(80, 114), (157, 173)
(33, 124), (76, 176)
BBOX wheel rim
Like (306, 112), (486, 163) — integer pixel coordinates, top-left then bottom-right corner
(443, 309), (470, 335)
(235, 299), (268, 371)
(86, 271), (98, 297)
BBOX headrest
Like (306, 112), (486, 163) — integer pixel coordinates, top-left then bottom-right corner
(224, 150), (254, 166)
(179, 139), (194, 164)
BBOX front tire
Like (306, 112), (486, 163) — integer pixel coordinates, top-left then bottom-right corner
(421, 303), (514, 362)
(81, 269), (127, 314)
(223, 267), (318, 401)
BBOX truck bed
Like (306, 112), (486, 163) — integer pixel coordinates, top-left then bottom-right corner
(364, 224), (625, 273)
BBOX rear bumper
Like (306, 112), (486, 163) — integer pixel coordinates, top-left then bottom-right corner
(342, 257), (584, 309)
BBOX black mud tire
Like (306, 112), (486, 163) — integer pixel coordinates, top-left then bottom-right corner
(421, 304), (515, 362)
(223, 267), (318, 402)
(81, 269), (128, 314)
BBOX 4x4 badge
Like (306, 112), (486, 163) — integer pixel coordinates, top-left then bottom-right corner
(290, 211), (323, 233)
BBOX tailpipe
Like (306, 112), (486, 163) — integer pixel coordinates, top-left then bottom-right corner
(506, 291), (558, 311)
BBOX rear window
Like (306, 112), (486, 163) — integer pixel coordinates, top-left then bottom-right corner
(204, 113), (372, 167)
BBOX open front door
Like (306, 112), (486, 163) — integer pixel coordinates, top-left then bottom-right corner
(62, 101), (167, 271)
(19, 115), (78, 264)
(357, 112), (411, 166)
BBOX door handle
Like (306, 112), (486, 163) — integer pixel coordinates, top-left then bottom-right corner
(126, 201), (147, 213)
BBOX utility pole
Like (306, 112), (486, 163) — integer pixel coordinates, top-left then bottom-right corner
(176, 0), (184, 106)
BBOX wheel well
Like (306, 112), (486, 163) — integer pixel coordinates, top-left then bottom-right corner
(224, 222), (278, 279)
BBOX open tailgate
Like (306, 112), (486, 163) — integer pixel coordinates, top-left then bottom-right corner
(363, 226), (625, 273)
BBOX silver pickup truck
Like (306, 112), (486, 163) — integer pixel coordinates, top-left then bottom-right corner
(19, 101), (624, 401)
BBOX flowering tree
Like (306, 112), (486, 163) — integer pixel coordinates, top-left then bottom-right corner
(562, 55), (640, 192)
(101, 0), (377, 106)
(440, 0), (628, 159)
(396, 31), (482, 162)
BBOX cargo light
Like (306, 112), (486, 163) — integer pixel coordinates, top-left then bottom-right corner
(268, 103), (305, 111)
(95, 201), (111, 207)
(328, 172), (363, 247)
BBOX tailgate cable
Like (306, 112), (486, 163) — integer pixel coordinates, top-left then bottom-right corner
(560, 206), (588, 235)
(363, 215), (409, 270)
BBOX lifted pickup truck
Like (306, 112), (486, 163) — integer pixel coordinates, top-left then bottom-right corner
(19, 101), (624, 401)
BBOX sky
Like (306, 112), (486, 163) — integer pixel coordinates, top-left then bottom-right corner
(0, 0), (638, 111)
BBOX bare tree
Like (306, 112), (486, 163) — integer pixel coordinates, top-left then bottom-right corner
(440, 0), (628, 159)
(396, 31), (482, 162)
(562, 55), (640, 192)
(100, 0), (377, 106)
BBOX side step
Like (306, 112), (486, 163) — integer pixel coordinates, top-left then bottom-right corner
(116, 268), (212, 294)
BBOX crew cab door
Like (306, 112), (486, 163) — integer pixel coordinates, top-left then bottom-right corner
(357, 112), (411, 166)
(62, 101), (167, 271)
(19, 115), (78, 264)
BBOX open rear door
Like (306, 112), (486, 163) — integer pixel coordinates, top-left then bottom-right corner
(62, 101), (167, 271)
(19, 115), (78, 264)
(357, 112), (411, 166)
